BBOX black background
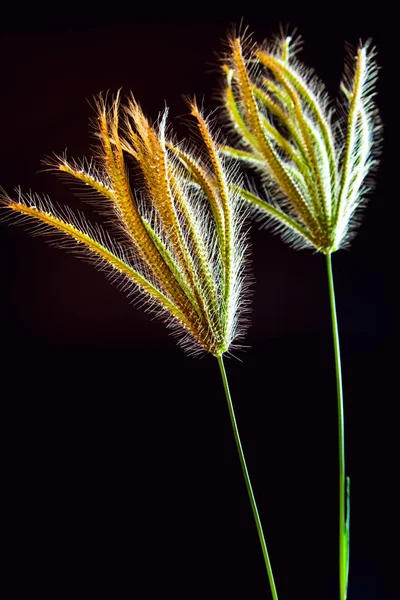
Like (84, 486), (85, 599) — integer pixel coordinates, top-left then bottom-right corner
(0, 3), (393, 599)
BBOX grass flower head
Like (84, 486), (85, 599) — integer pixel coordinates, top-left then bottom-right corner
(1, 93), (250, 357)
(220, 33), (381, 254)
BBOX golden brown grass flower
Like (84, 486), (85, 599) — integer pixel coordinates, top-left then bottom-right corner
(219, 33), (381, 254)
(1, 93), (250, 357)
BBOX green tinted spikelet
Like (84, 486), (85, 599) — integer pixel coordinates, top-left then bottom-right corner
(220, 34), (381, 254)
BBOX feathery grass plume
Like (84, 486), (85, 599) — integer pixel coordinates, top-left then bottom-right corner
(1, 92), (281, 599)
(219, 31), (381, 600)
(220, 33), (380, 254)
(1, 92), (250, 357)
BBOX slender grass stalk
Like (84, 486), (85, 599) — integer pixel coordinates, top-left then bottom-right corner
(1, 85), (272, 594)
(217, 355), (279, 600)
(216, 31), (380, 598)
(326, 253), (350, 600)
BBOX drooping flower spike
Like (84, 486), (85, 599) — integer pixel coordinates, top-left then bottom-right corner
(220, 34), (381, 253)
(0, 93), (249, 357)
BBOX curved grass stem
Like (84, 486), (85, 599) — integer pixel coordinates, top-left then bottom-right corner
(326, 253), (350, 600)
(217, 355), (279, 600)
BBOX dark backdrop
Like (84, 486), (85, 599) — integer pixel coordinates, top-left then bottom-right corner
(0, 3), (393, 599)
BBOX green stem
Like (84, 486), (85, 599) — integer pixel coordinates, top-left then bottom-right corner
(326, 253), (349, 600)
(217, 355), (279, 600)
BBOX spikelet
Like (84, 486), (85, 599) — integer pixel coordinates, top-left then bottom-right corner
(219, 32), (381, 253)
(0, 94), (250, 357)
